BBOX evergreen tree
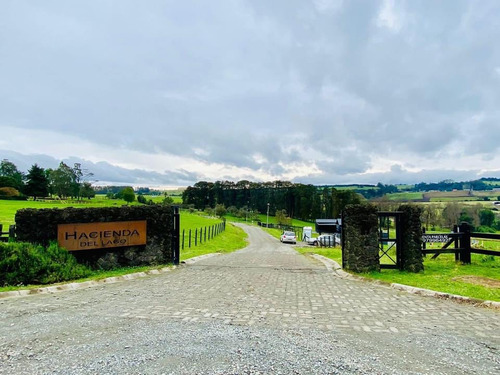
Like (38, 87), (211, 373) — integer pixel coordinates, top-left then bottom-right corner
(24, 164), (49, 199)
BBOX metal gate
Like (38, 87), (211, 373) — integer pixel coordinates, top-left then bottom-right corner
(378, 211), (403, 269)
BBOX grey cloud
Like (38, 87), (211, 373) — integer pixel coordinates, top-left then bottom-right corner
(0, 150), (201, 186)
(1, 1), (499, 183)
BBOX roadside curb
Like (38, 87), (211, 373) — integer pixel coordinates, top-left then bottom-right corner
(311, 254), (500, 310)
(180, 252), (221, 266)
(0, 266), (176, 300)
(0, 252), (224, 300)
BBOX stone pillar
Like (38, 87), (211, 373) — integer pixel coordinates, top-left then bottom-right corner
(343, 204), (379, 272)
(398, 205), (424, 272)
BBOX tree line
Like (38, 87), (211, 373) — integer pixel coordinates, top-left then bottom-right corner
(0, 159), (95, 200)
(182, 180), (362, 221)
(343, 179), (499, 199)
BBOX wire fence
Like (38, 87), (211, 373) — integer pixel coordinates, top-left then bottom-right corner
(181, 221), (226, 250)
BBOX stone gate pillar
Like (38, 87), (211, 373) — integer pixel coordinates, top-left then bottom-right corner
(398, 205), (424, 272)
(342, 204), (379, 272)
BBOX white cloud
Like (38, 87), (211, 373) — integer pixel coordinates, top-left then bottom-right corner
(376, 0), (403, 32)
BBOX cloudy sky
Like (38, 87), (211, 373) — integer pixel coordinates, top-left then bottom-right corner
(1, 0), (499, 187)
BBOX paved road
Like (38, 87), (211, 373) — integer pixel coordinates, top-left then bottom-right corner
(0, 224), (499, 374)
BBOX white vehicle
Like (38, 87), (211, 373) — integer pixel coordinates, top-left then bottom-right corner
(280, 231), (297, 244)
(308, 234), (339, 247)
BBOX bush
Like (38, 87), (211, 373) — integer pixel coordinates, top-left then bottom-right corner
(122, 187), (135, 203)
(0, 187), (21, 197)
(475, 226), (497, 233)
(137, 194), (147, 204)
(0, 242), (91, 286)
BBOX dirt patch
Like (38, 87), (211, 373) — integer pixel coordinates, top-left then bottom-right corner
(452, 275), (500, 289)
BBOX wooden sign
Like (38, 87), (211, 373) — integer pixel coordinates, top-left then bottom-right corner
(422, 234), (450, 243)
(58, 221), (147, 251)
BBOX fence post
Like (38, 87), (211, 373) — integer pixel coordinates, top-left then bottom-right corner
(453, 225), (459, 261)
(199, 227), (202, 243)
(195, 229), (198, 246)
(182, 229), (185, 250)
(204, 227), (207, 242)
(9, 225), (16, 241)
(459, 222), (471, 264)
(172, 207), (180, 265)
(422, 227), (426, 254)
(189, 229), (192, 248)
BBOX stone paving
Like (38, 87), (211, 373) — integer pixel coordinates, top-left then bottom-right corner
(1, 224), (499, 343)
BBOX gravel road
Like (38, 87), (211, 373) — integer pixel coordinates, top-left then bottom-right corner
(1, 224), (499, 374)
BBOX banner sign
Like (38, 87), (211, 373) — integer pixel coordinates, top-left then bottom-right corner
(422, 234), (450, 243)
(58, 221), (147, 251)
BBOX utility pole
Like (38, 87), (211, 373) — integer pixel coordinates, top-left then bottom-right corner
(266, 203), (270, 228)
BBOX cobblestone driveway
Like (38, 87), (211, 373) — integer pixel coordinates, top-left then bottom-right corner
(1, 224), (499, 374)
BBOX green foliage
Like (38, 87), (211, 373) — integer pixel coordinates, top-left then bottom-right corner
(0, 242), (91, 286)
(122, 187), (135, 203)
(137, 194), (147, 204)
(79, 182), (95, 199)
(215, 203), (226, 217)
(163, 196), (174, 205)
(275, 209), (292, 225)
(0, 159), (24, 187)
(475, 226), (497, 233)
(0, 187), (21, 197)
(479, 209), (495, 227)
(49, 162), (75, 198)
(24, 164), (49, 199)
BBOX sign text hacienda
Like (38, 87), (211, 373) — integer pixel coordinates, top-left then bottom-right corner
(58, 221), (147, 251)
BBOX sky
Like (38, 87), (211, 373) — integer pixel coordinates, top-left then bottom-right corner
(1, 0), (500, 187)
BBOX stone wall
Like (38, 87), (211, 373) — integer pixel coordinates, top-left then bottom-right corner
(15, 205), (179, 268)
(342, 204), (380, 272)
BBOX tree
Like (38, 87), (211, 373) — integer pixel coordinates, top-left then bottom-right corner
(80, 182), (95, 200)
(215, 204), (227, 218)
(24, 164), (49, 200)
(275, 209), (292, 225)
(163, 196), (174, 205)
(49, 162), (75, 198)
(122, 187), (135, 203)
(479, 209), (495, 227)
(0, 159), (24, 190)
(442, 202), (462, 228)
(72, 163), (94, 200)
(421, 204), (440, 230)
(137, 194), (147, 204)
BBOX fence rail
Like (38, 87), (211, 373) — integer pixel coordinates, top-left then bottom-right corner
(0, 224), (16, 242)
(422, 223), (500, 263)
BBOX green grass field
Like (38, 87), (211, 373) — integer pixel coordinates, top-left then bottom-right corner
(385, 192), (424, 201)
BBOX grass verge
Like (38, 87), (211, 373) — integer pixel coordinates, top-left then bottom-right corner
(180, 222), (248, 261)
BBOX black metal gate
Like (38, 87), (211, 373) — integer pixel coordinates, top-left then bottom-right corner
(378, 211), (403, 269)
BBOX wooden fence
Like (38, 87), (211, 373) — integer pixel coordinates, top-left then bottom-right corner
(422, 223), (500, 263)
(0, 224), (16, 242)
(181, 221), (226, 250)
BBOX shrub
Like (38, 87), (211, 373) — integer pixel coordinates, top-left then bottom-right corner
(122, 187), (135, 203)
(475, 226), (497, 233)
(0, 242), (91, 286)
(0, 187), (21, 197)
(137, 194), (147, 204)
